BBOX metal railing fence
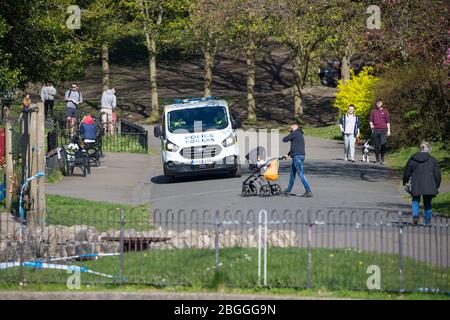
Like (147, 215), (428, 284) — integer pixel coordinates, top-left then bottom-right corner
(0, 209), (448, 294)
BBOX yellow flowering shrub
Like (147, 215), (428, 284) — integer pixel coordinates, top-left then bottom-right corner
(334, 67), (379, 134)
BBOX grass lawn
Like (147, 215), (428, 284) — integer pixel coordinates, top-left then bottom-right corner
(46, 169), (64, 184)
(44, 194), (151, 231)
(0, 248), (448, 295)
(0, 283), (447, 300)
(302, 125), (342, 140)
(386, 144), (450, 180)
(242, 123), (343, 141)
(386, 144), (450, 216)
(239, 123), (343, 141)
(8, 100), (100, 119)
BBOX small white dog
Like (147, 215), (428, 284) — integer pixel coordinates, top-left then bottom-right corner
(362, 141), (374, 163)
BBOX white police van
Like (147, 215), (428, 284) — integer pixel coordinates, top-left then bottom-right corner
(153, 97), (241, 182)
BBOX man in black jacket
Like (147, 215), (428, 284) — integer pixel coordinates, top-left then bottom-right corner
(403, 141), (441, 226)
(282, 124), (312, 197)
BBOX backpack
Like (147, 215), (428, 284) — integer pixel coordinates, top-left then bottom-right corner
(67, 89), (82, 103)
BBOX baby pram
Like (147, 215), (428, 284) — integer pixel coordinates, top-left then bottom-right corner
(241, 147), (283, 197)
(62, 137), (90, 177)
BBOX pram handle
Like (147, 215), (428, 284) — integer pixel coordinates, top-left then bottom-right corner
(257, 157), (285, 168)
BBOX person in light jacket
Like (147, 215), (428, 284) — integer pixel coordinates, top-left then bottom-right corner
(101, 88), (117, 135)
(403, 141), (441, 226)
(339, 105), (360, 162)
(40, 82), (57, 120)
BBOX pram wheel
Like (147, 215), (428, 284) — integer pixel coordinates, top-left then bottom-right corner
(242, 182), (258, 197)
(242, 185), (251, 197)
(249, 183), (258, 196)
(270, 184), (281, 195)
(260, 185), (271, 197)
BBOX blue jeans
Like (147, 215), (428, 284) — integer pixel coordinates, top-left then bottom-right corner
(286, 155), (311, 193)
(412, 195), (433, 223)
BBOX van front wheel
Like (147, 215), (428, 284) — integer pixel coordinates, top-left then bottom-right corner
(231, 165), (241, 178)
(163, 166), (175, 183)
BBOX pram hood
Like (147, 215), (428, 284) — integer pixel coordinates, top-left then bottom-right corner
(81, 115), (95, 125)
(245, 146), (266, 164)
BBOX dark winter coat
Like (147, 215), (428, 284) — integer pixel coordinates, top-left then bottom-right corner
(80, 123), (97, 140)
(282, 128), (306, 156)
(403, 152), (441, 197)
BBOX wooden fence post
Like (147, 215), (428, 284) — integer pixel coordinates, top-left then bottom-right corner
(27, 102), (46, 226)
(28, 104), (38, 224)
(36, 102), (46, 224)
(5, 121), (13, 209)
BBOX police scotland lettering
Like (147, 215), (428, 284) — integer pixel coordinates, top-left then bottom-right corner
(185, 133), (215, 144)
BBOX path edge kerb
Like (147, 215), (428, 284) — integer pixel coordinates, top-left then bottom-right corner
(0, 290), (354, 300)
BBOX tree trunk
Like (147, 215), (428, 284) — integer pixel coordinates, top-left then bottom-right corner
(204, 47), (214, 97)
(101, 42), (110, 92)
(292, 50), (304, 120)
(140, 0), (162, 121)
(341, 54), (351, 81)
(246, 42), (256, 122)
(293, 84), (303, 119)
(148, 37), (159, 120)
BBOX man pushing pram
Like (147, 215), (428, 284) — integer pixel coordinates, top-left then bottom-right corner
(282, 123), (313, 198)
(241, 146), (284, 197)
(241, 123), (313, 198)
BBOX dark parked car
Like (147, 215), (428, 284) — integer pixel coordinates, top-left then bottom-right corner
(318, 59), (340, 87)
(319, 58), (367, 87)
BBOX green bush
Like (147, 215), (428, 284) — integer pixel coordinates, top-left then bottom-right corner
(375, 61), (449, 149)
(334, 67), (379, 135)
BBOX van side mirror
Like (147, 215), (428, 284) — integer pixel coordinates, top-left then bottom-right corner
(231, 119), (242, 129)
(154, 125), (163, 138)
(232, 118), (242, 129)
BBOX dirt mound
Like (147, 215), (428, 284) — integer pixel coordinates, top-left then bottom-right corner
(51, 44), (339, 126)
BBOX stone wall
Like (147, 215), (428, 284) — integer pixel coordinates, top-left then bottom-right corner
(0, 225), (298, 262)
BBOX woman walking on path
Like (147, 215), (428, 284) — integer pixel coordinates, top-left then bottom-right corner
(403, 141), (441, 226)
(339, 105), (360, 162)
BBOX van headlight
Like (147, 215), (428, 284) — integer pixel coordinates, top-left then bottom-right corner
(165, 140), (180, 152)
(222, 134), (236, 147)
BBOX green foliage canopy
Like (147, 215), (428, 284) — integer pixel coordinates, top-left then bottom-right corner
(0, 0), (87, 87)
(375, 61), (449, 148)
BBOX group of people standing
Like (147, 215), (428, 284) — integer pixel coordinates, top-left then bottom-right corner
(1, 82), (118, 136)
(282, 98), (441, 226)
(63, 82), (117, 136)
(2, 82), (117, 136)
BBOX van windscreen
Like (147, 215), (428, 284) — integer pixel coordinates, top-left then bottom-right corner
(167, 106), (228, 133)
